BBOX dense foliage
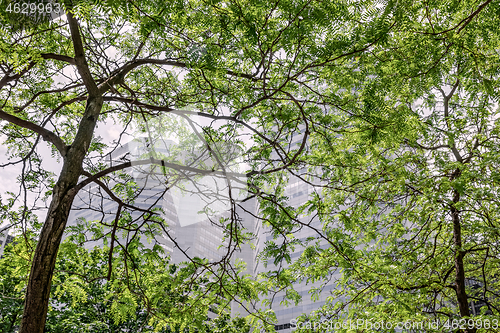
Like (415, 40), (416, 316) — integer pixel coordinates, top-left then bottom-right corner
(0, 236), (251, 332)
(258, 1), (500, 332)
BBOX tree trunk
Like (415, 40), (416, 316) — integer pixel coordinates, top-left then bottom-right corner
(18, 96), (103, 333)
(450, 168), (476, 333)
(18, 184), (75, 333)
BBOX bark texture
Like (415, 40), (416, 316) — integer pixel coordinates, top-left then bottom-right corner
(450, 168), (476, 333)
(18, 95), (103, 333)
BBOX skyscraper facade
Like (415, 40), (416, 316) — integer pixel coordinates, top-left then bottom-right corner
(67, 131), (339, 331)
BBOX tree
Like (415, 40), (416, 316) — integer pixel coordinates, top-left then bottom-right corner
(258, 1), (500, 332)
(0, 0), (398, 332)
(0, 234), (252, 333)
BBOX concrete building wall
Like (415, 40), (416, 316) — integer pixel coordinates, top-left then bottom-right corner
(0, 230), (14, 258)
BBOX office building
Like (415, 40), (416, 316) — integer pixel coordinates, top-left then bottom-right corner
(0, 229), (14, 258)
(67, 126), (340, 331)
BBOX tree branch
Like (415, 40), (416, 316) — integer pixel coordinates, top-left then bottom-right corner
(98, 58), (259, 96)
(419, 0), (493, 35)
(441, 79), (463, 163)
(78, 171), (158, 214)
(67, 11), (99, 96)
(0, 109), (67, 156)
(75, 158), (247, 193)
(107, 203), (122, 281)
(40, 53), (75, 65)
(0, 63), (36, 90)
